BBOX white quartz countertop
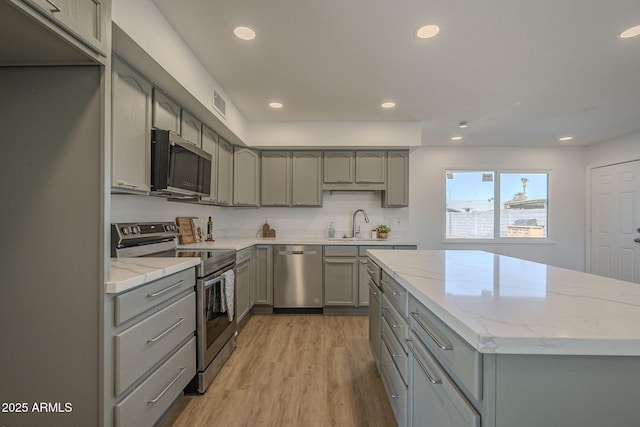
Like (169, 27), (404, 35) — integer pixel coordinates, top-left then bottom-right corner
(177, 237), (418, 251)
(367, 249), (640, 356)
(107, 257), (200, 294)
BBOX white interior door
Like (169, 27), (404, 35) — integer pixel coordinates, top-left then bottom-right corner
(590, 160), (640, 283)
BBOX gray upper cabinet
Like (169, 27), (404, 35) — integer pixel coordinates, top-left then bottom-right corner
(261, 151), (291, 206)
(356, 151), (386, 184)
(233, 148), (260, 206)
(111, 57), (151, 193)
(216, 137), (233, 206)
(292, 151), (322, 207)
(323, 151), (354, 184)
(152, 89), (180, 133)
(200, 125), (218, 203)
(180, 110), (201, 146)
(26, 0), (109, 56)
(384, 150), (409, 207)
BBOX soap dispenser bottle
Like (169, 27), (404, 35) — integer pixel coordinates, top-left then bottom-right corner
(328, 222), (335, 238)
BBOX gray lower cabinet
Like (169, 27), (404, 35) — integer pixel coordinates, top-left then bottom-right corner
(200, 125), (219, 203)
(24, 0), (109, 55)
(152, 89), (180, 133)
(261, 151), (291, 206)
(254, 245), (273, 305)
(216, 137), (233, 206)
(233, 147), (260, 206)
(358, 259), (371, 306)
(324, 257), (358, 305)
(384, 150), (409, 207)
(236, 247), (254, 324)
(369, 279), (382, 368)
(111, 57), (152, 193)
(292, 151), (322, 206)
(105, 268), (197, 427)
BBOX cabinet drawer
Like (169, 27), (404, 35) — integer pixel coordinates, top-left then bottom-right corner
(236, 247), (253, 264)
(115, 336), (196, 427)
(115, 292), (196, 395)
(358, 245), (393, 256)
(382, 294), (409, 353)
(324, 245), (357, 257)
(380, 338), (407, 427)
(409, 296), (482, 401)
(381, 315), (408, 385)
(365, 258), (381, 284)
(407, 332), (480, 427)
(114, 268), (195, 326)
(381, 270), (408, 317)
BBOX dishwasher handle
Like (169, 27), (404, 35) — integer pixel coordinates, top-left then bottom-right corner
(279, 250), (318, 256)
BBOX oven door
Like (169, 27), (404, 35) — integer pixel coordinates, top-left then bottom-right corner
(196, 270), (236, 371)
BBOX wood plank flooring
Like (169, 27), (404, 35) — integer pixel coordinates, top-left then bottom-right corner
(162, 314), (397, 427)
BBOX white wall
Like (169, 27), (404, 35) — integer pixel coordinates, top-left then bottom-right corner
(248, 121), (422, 148)
(585, 131), (640, 168)
(111, 192), (409, 240)
(408, 145), (587, 271)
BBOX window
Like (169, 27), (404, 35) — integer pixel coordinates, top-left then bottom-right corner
(445, 170), (549, 240)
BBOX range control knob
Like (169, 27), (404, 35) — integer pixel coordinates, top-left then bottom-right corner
(121, 226), (131, 235)
(131, 226), (140, 234)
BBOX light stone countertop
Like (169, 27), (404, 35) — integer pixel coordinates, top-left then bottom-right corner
(107, 257), (200, 294)
(177, 237), (418, 251)
(367, 249), (640, 356)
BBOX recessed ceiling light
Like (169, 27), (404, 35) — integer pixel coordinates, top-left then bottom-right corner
(459, 121), (468, 129)
(451, 136), (463, 141)
(381, 102), (396, 109)
(233, 26), (256, 41)
(620, 24), (640, 39)
(416, 25), (440, 39)
(559, 136), (573, 142)
(269, 102), (283, 109)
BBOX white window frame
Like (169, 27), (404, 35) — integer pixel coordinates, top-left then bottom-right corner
(443, 168), (554, 244)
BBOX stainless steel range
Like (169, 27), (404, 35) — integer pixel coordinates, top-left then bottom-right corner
(111, 221), (237, 394)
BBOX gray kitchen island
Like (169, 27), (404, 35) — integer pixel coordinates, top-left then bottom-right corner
(366, 249), (640, 427)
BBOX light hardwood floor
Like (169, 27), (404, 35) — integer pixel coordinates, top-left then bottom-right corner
(162, 314), (397, 427)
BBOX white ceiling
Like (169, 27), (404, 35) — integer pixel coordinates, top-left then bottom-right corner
(151, 0), (640, 146)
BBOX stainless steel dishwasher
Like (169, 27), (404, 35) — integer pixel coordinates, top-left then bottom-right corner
(274, 245), (323, 310)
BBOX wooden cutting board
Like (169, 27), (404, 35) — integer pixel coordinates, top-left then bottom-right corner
(176, 217), (196, 244)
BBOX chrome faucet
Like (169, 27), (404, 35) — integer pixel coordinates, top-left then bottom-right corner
(352, 209), (370, 238)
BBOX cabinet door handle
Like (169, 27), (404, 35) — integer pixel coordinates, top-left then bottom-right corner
(381, 279), (399, 295)
(147, 280), (185, 298)
(147, 367), (186, 404)
(410, 312), (453, 351)
(116, 181), (140, 188)
(45, 0), (61, 12)
(405, 339), (442, 385)
(390, 393), (399, 399)
(147, 318), (185, 343)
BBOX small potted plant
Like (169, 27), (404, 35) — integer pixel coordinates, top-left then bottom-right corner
(376, 224), (391, 239)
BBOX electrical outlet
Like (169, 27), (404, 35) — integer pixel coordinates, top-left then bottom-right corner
(391, 218), (401, 227)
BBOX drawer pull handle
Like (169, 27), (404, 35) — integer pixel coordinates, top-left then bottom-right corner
(391, 352), (400, 359)
(366, 266), (377, 275)
(391, 393), (399, 399)
(147, 367), (187, 404)
(406, 339), (442, 385)
(410, 312), (453, 351)
(148, 280), (185, 298)
(381, 280), (400, 296)
(147, 318), (185, 343)
(45, 0), (62, 12)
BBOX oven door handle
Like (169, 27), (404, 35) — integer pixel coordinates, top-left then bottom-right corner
(203, 274), (225, 289)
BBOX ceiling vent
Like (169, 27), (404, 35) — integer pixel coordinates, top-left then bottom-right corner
(213, 89), (226, 116)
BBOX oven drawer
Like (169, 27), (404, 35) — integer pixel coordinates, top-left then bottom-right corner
(115, 336), (196, 427)
(114, 268), (195, 326)
(115, 292), (196, 395)
(381, 270), (408, 317)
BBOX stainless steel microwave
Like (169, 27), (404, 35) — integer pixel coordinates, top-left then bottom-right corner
(151, 129), (212, 197)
